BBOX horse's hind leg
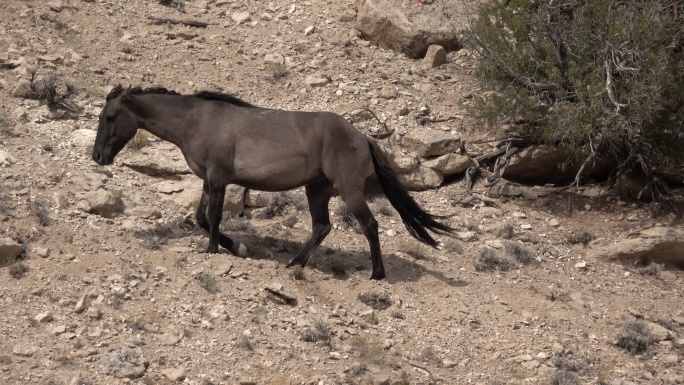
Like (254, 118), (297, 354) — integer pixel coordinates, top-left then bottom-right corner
(286, 179), (336, 269)
(339, 190), (385, 280)
(196, 180), (244, 255)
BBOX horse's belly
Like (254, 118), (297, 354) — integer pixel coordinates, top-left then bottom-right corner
(232, 157), (318, 191)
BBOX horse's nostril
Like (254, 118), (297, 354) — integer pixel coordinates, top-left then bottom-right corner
(94, 152), (102, 163)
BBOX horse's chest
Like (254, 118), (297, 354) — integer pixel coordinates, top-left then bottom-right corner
(183, 155), (207, 179)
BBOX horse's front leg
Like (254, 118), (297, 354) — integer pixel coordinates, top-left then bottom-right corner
(204, 182), (226, 254)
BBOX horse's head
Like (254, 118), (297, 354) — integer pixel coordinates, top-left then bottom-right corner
(92, 85), (139, 165)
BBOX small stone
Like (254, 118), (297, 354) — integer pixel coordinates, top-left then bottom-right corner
(75, 294), (88, 313)
(51, 325), (66, 336)
(0, 238), (23, 261)
(231, 11), (251, 25)
(87, 307), (102, 320)
(664, 354), (679, 364)
(457, 231), (477, 241)
(551, 342), (564, 355)
(35, 247), (50, 258)
(13, 344), (39, 357)
(520, 224), (532, 230)
(548, 218), (560, 227)
(304, 75), (330, 87)
(442, 358), (456, 368)
(35, 311), (53, 323)
(304, 26), (316, 35)
(160, 332), (183, 346)
(645, 321), (672, 341)
(575, 261), (587, 270)
(215, 262), (233, 276)
(156, 181), (183, 194)
(162, 367), (186, 382)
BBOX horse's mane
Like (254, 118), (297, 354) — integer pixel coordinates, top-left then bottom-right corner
(193, 91), (254, 108)
(106, 85), (254, 108)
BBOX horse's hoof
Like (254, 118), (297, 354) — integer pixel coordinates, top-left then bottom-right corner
(370, 271), (386, 280)
(285, 258), (303, 268)
(204, 247), (219, 254)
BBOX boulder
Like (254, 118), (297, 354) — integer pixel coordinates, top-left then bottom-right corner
(503, 145), (616, 185)
(398, 165), (443, 191)
(587, 227), (684, 269)
(122, 154), (191, 178)
(422, 153), (470, 175)
(82, 189), (124, 218)
(224, 185), (246, 216)
(356, 0), (464, 58)
(402, 129), (460, 157)
(0, 238), (23, 265)
(422, 44), (447, 68)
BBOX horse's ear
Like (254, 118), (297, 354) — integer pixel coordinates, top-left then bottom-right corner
(120, 85), (133, 101)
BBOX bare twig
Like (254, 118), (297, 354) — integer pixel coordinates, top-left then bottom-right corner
(485, 142), (519, 187)
(604, 58), (627, 113)
(147, 16), (209, 28)
(457, 193), (501, 208)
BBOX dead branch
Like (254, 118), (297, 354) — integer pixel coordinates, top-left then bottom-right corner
(147, 16), (209, 28)
(485, 143), (519, 187)
(457, 193), (501, 208)
(604, 58), (627, 113)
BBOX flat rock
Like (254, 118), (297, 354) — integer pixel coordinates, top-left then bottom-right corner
(162, 367), (186, 382)
(422, 153), (471, 175)
(225, 185), (246, 216)
(156, 181), (184, 194)
(588, 227), (684, 269)
(13, 344), (39, 357)
(97, 346), (149, 379)
(122, 154), (191, 177)
(304, 75), (330, 87)
(231, 11), (251, 25)
(402, 129), (460, 157)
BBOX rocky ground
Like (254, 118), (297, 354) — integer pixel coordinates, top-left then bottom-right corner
(0, 1), (683, 385)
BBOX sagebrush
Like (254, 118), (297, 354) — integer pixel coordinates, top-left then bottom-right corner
(467, 1), (684, 191)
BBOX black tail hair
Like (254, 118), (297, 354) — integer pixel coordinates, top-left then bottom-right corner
(367, 139), (454, 247)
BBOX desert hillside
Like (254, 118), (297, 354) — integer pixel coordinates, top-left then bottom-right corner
(0, 1), (682, 385)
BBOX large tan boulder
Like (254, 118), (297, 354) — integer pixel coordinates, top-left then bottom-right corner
(587, 227), (684, 269)
(502, 145), (615, 185)
(356, 0), (464, 58)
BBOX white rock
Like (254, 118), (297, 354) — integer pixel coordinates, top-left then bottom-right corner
(231, 12), (251, 25)
(304, 26), (316, 36)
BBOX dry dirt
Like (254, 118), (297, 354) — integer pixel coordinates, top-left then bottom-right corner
(0, 1), (682, 385)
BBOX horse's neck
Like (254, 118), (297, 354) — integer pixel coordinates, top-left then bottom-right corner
(133, 95), (189, 149)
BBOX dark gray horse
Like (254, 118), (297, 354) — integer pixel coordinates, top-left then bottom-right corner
(92, 85), (453, 280)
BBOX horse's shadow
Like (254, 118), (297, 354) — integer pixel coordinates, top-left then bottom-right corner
(237, 234), (469, 288)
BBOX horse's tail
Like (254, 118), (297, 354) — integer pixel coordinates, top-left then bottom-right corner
(367, 139), (454, 247)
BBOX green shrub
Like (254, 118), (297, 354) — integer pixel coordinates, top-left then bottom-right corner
(467, 0), (684, 188)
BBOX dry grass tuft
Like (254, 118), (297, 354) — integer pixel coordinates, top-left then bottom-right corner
(616, 320), (654, 354)
(475, 248), (512, 272)
(9, 262), (29, 279)
(357, 291), (392, 310)
(128, 130), (149, 151)
(266, 62), (288, 80)
(638, 262), (662, 277)
(549, 370), (580, 385)
(194, 271), (220, 294)
(291, 266), (305, 281)
(396, 238), (432, 261)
